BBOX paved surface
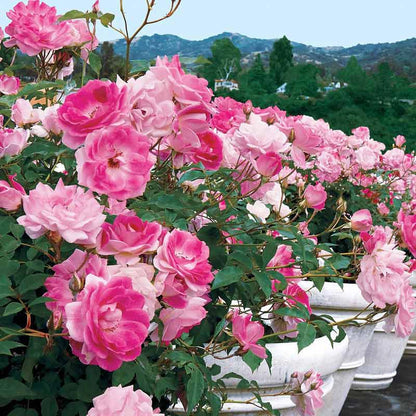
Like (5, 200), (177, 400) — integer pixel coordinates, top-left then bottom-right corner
(340, 355), (416, 416)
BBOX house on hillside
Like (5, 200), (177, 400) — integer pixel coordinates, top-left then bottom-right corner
(276, 83), (287, 94)
(214, 79), (239, 92)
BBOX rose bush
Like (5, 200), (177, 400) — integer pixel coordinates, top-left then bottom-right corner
(0, 1), (415, 415)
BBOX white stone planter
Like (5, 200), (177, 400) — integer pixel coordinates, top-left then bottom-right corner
(404, 272), (416, 355)
(351, 321), (411, 390)
(298, 281), (375, 415)
(169, 335), (348, 415)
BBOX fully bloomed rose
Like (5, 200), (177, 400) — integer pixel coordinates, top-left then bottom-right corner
(351, 209), (372, 232)
(17, 179), (105, 245)
(0, 128), (29, 157)
(190, 130), (223, 170)
(0, 75), (20, 95)
(75, 125), (155, 200)
(231, 310), (267, 359)
(96, 214), (164, 265)
(88, 385), (162, 416)
(58, 80), (128, 149)
(397, 210), (416, 258)
(11, 98), (42, 126)
(65, 274), (150, 371)
(304, 183), (327, 211)
(154, 229), (214, 292)
(0, 175), (25, 211)
(4, 0), (74, 55)
(44, 249), (109, 317)
(290, 370), (324, 416)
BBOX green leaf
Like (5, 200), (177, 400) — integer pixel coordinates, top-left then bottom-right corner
(0, 340), (25, 355)
(10, 224), (24, 239)
(211, 266), (243, 289)
(62, 401), (88, 416)
(3, 302), (23, 316)
(0, 216), (14, 234)
(0, 259), (20, 278)
(327, 254), (350, 270)
(22, 141), (65, 158)
(0, 282), (13, 299)
(186, 367), (205, 414)
(167, 350), (193, 365)
(112, 362), (136, 386)
(0, 378), (35, 400)
(22, 337), (45, 383)
(89, 52), (102, 76)
(100, 13), (115, 27)
(19, 273), (47, 295)
(41, 397), (58, 416)
(59, 383), (78, 400)
(254, 271), (272, 297)
(0, 235), (20, 253)
(242, 350), (263, 372)
(29, 297), (53, 307)
(206, 392), (222, 415)
(58, 10), (86, 21)
(311, 276), (325, 291)
(296, 322), (316, 352)
(177, 169), (205, 184)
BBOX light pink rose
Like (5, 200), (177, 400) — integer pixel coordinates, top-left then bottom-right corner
(118, 74), (175, 138)
(246, 200), (270, 224)
(0, 175), (25, 211)
(355, 145), (380, 171)
(17, 179), (105, 245)
(4, 0), (74, 55)
(397, 210), (416, 258)
(75, 125), (155, 200)
(154, 230), (214, 293)
(377, 203), (390, 216)
(253, 151), (282, 177)
(267, 244), (301, 279)
(351, 209), (372, 232)
(65, 274), (150, 371)
(0, 128), (29, 157)
(382, 148), (406, 171)
(109, 263), (158, 320)
(156, 296), (209, 343)
(211, 96), (246, 133)
(96, 215), (164, 265)
(104, 198), (131, 216)
(0, 27), (3, 40)
(40, 104), (62, 135)
(11, 99), (42, 127)
(290, 122), (323, 168)
(357, 226), (409, 308)
(0, 75), (20, 95)
(304, 183), (327, 211)
(314, 151), (342, 183)
(44, 249), (109, 317)
(394, 135), (406, 147)
(88, 385), (162, 416)
(231, 310), (266, 359)
(58, 80), (128, 149)
(65, 19), (98, 61)
(290, 370), (324, 416)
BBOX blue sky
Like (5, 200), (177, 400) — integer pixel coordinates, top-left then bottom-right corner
(0, 0), (415, 46)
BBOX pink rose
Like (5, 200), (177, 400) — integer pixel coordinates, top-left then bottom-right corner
(0, 27), (3, 40)
(17, 179), (105, 245)
(394, 135), (406, 147)
(75, 125), (155, 200)
(0, 75), (20, 95)
(40, 104), (62, 135)
(190, 130), (223, 171)
(314, 151), (342, 183)
(154, 229), (214, 292)
(211, 96), (246, 133)
(58, 80), (128, 149)
(65, 274), (150, 371)
(290, 122), (323, 168)
(0, 175), (25, 211)
(44, 249), (109, 317)
(156, 296), (209, 343)
(231, 310), (267, 359)
(4, 0), (74, 55)
(0, 128), (29, 157)
(11, 98), (42, 126)
(253, 152), (282, 177)
(304, 183), (327, 211)
(290, 370), (324, 416)
(397, 210), (416, 258)
(96, 215), (164, 265)
(377, 203), (390, 216)
(351, 209), (372, 232)
(65, 19), (98, 61)
(88, 385), (162, 416)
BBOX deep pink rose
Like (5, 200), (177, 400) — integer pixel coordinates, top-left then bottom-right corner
(88, 385), (162, 416)
(75, 125), (155, 199)
(190, 130), (223, 170)
(65, 274), (150, 371)
(156, 296), (209, 343)
(290, 370), (324, 416)
(398, 210), (416, 258)
(17, 179), (105, 245)
(231, 310), (267, 359)
(0, 75), (20, 95)
(0, 127), (29, 157)
(211, 96), (246, 133)
(304, 183), (327, 211)
(0, 175), (25, 211)
(253, 151), (282, 177)
(351, 209), (372, 232)
(58, 80), (128, 149)
(154, 230), (214, 292)
(4, 0), (74, 55)
(96, 215), (164, 265)
(44, 249), (109, 317)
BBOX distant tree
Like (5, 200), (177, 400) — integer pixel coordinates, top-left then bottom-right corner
(269, 36), (293, 87)
(99, 41), (126, 80)
(372, 61), (396, 109)
(245, 54), (270, 94)
(286, 64), (319, 97)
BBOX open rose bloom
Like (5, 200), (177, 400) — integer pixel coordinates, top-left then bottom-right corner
(1, 2), (416, 415)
